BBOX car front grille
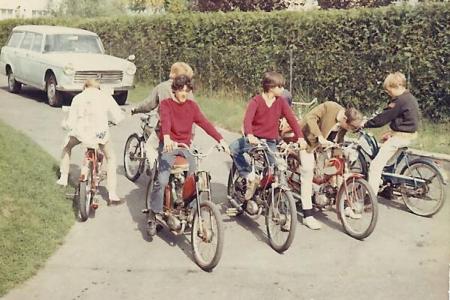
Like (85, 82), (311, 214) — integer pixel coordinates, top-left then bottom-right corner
(74, 71), (123, 84)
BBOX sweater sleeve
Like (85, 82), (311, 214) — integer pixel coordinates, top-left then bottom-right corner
(365, 100), (402, 128)
(243, 99), (258, 135)
(281, 100), (303, 139)
(159, 100), (172, 136)
(305, 102), (327, 138)
(192, 103), (223, 142)
(107, 94), (124, 125)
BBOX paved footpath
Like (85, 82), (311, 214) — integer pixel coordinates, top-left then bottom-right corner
(0, 79), (449, 300)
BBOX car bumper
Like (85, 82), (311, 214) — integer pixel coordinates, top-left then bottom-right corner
(57, 84), (135, 93)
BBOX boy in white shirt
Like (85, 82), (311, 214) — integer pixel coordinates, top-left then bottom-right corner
(56, 79), (124, 202)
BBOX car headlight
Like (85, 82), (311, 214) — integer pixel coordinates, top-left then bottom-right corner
(126, 64), (136, 75)
(63, 63), (75, 75)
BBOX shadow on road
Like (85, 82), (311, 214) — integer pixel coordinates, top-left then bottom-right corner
(0, 86), (73, 105)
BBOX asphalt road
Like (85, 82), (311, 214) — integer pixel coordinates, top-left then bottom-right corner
(1, 79), (449, 300)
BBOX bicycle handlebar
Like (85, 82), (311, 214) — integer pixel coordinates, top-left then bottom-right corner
(176, 143), (224, 158)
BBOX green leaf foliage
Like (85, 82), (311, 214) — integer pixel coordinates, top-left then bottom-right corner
(0, 2), (448, 120)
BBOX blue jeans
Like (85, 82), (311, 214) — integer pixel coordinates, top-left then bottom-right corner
(150, 144), (196, 213)
(229, 137), (277, 177)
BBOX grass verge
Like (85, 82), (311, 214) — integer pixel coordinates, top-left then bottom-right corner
(128, 83), (450, 155)
(0, 120), (74, 297)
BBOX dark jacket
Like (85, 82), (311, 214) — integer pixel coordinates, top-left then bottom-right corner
(365, 91), (420, 133)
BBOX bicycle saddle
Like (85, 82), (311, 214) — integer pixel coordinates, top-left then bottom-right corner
(171, 156), (189, 174)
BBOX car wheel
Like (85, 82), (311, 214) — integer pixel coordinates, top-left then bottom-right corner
(113, 91), (128, 105)
(7, 70), (22, 93)
(46, 74), (63, 107)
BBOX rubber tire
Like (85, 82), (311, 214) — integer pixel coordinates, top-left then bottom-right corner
(46, 74), (63, 107)
(226, 163), (243, 216)
(191, 201), (224, 272)
(7, 70), (22, 93)
(78, 163), (93, 222)
(123, 133), (143, 182)
(113, 91), (128, 105)
(265, 189), (297, 253)
(400, 159), (446, 217)
(337, 178), (378, 240)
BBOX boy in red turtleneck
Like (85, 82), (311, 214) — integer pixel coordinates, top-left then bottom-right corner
(229, 71), (306, 201)
(147, 75), (228, 237)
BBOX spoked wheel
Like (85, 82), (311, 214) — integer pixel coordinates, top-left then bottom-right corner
(337, 178), (378, 240)
(78, 162), (94, 222)
(265, 189), (297, 253)
(124, 133), (144, 182)
(7, 70), (21, 93)
(191, 201), (224, 272)
(400, 160), (446, 217)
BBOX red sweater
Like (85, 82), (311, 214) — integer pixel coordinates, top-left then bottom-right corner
(244, 94), (303, 140)
(159, 98), (223, 145)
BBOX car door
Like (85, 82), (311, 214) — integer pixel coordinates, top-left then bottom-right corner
(1, 31), (25, 77)
(26, 33), (45, 88)
(15, 31), (34, 83)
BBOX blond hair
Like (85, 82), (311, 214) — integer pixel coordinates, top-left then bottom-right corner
(383, 72), (406, 90)
(84, 79), (100, 89)
(170, 62), (194, 79)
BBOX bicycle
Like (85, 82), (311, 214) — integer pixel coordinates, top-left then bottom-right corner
(227, 140), (297, 253)
(143, 143), (225, 271)
(77, 143), (107, 221)
(123, 111), (158, 181)
(349, 129), (447, 217)
(283, 141), (378, 239)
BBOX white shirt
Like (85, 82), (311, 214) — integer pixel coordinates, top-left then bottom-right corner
(66, 87), (124, 146)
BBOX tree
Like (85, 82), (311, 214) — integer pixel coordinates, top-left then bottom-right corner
(50, 0), (127, 17)
(127, 0), (165, 12)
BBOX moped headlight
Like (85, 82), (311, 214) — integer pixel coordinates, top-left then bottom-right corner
(63, 63), (75, 75)
(126, 64), (136, 75)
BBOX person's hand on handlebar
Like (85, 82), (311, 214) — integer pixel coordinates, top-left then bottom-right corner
(247, 134), (260, 145)
(218, 139), (230, 155)
(163, 135), (176, 152)
(318, 135), (335, 148)
(297, 137), (308, 150)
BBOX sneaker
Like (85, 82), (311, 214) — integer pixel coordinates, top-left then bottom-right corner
(378, 186), (394, 199)
(303, 216), (321, 230)
(147, 210), (158, 237)
(344, 206), (362, 219)
(109, 192), (121, 202)
(56, 174), (68, 186)
(281, 215), (291, 232)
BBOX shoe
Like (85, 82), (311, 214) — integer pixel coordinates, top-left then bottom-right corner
(56, 174), (68, 186)
(147, 210), (158, 237)
(378, 186), (394, 199)
(303, 216), (321, 230)
(344, 206), (362, 219)
(281, 215), (291, 232)
(109, 192), (121, 202)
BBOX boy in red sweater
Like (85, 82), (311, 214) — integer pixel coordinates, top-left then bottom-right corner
(230, 71), (306, 200)
(147, 75), (229, 236)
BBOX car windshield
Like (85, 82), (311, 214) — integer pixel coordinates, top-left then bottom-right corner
(44, 34), (103, 54)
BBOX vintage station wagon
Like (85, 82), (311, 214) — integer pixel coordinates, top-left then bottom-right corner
(0, 25), (136, 106)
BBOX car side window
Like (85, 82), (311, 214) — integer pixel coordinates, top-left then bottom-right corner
(31, 34), (43, 52)
(7, 32), (24, 48)
(19, 32), (34, 50)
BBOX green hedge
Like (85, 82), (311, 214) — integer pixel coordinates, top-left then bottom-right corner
(0, 3), (448, 120)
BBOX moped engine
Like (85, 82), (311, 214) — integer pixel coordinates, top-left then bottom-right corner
(167, 214), (182, 231)
(245, 200), (259, 215)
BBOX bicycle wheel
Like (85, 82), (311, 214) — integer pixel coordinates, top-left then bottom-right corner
(337, 178), (378, 240)
(123, 133), (144, 182)
(400, 160), (446, 217)
(227, 163), (237, 198)
(78, 162), (94, 222)
(191, 201), (224, 272)
(265, 189), (297, 253)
